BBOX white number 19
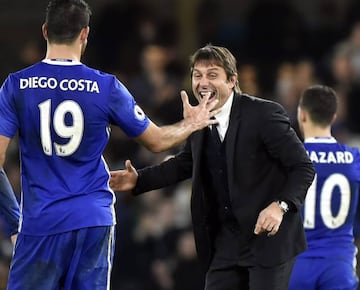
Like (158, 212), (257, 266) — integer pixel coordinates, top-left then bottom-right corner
(38, 99), (84, 156)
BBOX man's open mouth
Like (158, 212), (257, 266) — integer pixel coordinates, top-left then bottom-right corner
(199, 91), (215, 100)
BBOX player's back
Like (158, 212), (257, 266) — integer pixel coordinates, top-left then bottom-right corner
(301, 137), (360, 259)
(0, 59), (148, 235)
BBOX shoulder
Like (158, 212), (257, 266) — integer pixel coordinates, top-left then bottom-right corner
(81, 64), (118, 82)
(82, 65), (131, 94)
(237, 93), (287, 116)
(238, 93), (284, 108)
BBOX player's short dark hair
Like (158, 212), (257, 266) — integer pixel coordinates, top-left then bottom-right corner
(45, 0), (92, 44)
(189, 44), (241, 93)
(299, 85), (338, 126)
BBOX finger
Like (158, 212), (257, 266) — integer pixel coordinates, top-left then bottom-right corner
(209, 108), (222, 124)
(267, 225), (279, 237)
(209, 108), (221, 117)
(198, 92), (210, 106)
(254, 224), (265, 235)
(266, 224), (274, 232)
(206, 97), (219, 110)
(110, 170), (119, 177)
(125, 160), (133, 172)
(180, 90), (190, 108)
(254, 219), (265, 234)
(262, 219), (272, 230)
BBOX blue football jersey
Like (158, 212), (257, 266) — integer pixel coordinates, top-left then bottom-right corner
(0, 59), (149, 235)
(300, 137), (360, 260)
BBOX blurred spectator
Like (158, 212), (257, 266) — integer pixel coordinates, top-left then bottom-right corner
(16, 39), (45, 69)
(128, 44), (183, 126)
(274, 62), (299, 125)
(172, 230), (204, 290)
(274, 60), (318, 137)
(334, 22), (360, 83)
(237, 64), (260, 96)
(329, 22), (360, 137)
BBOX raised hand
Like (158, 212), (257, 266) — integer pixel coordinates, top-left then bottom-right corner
(181, 90), (220, 130)
(109, 160), (138, 192)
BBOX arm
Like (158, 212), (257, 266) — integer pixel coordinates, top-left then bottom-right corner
(261, 102), (315, 210)
(0, 135), (20, 241)
(254, 102), (315, 236)
(135, 90), (219, 152)
(110, 141), (193, 194)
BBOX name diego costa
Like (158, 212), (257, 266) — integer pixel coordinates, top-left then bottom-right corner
(19, 77), (100, 93)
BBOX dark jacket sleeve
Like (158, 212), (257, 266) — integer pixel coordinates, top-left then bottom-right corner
(133, 141), (193, 195)
(260, 101), (315, 211)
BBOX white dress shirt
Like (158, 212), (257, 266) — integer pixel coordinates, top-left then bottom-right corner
(212, 92), (234, 142)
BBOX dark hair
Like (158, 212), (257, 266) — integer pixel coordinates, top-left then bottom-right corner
(299, 85), (338, 126)
(45, 0), (91, 44)
(189, 44), (241, 93)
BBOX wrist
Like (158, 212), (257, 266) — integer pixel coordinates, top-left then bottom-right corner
(277, 200), (289, 214)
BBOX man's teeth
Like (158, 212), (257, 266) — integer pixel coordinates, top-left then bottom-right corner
(200, 92), (213, 98)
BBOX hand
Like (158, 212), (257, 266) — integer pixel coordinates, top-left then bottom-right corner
(11, 233), (18, 246)
(109, 160), (138, 192)
(181, 90), (220, 130)
(254, 202), (284, 236)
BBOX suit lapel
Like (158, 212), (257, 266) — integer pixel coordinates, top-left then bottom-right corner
(192, 128), (206, 178)
(225, 94), (243, 195)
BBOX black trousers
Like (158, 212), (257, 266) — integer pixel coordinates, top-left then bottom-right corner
(205, 257), (296, 290)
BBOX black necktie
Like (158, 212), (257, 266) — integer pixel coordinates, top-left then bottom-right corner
(210, 118), (221, 145)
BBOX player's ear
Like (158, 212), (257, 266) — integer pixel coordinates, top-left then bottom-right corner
(42, 23), (48, 40)
(331, 113), (337, 124)
(79, 26), (90, 43)
(297, 106), (305, 123)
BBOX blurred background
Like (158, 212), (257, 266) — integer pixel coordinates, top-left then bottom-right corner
(1, 0), (360, 289)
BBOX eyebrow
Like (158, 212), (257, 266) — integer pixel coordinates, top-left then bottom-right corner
(193, 67), (221, 73)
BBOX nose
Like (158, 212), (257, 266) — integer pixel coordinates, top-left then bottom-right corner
(198, 75), (209, 87)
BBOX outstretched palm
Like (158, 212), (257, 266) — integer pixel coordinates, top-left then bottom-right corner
(181, 90), (219, 130)
(109, 160), (138, 192)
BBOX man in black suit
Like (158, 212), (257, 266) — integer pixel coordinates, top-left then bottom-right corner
(110, 45), (315, 290)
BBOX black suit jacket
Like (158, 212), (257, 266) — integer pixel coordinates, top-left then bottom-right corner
(133, 93), (315, 270)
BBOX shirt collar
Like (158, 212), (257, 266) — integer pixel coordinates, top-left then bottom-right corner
(214, 92), (234, 128)
(42, 58), (82, 66)
(304, 136), (337, 143)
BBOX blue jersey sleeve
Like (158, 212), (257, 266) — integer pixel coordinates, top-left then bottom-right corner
(108, 77), (149, 137)
(0, 75), (19, 138)
(0, 168), (20, 235)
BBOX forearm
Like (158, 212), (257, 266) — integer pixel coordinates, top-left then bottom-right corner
(137, 120), (198, 153)
(154, 120), (196, 152)
(133, 150), (192, 195)
(281, 162), (315, 211)
(0, 168), (20, 235)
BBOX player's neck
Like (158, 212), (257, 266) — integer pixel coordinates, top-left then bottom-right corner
(304, 126), (332, 140)
(45, 44), (81, 62)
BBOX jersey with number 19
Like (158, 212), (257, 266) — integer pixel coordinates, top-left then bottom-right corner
(0, 59), (150, 236)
